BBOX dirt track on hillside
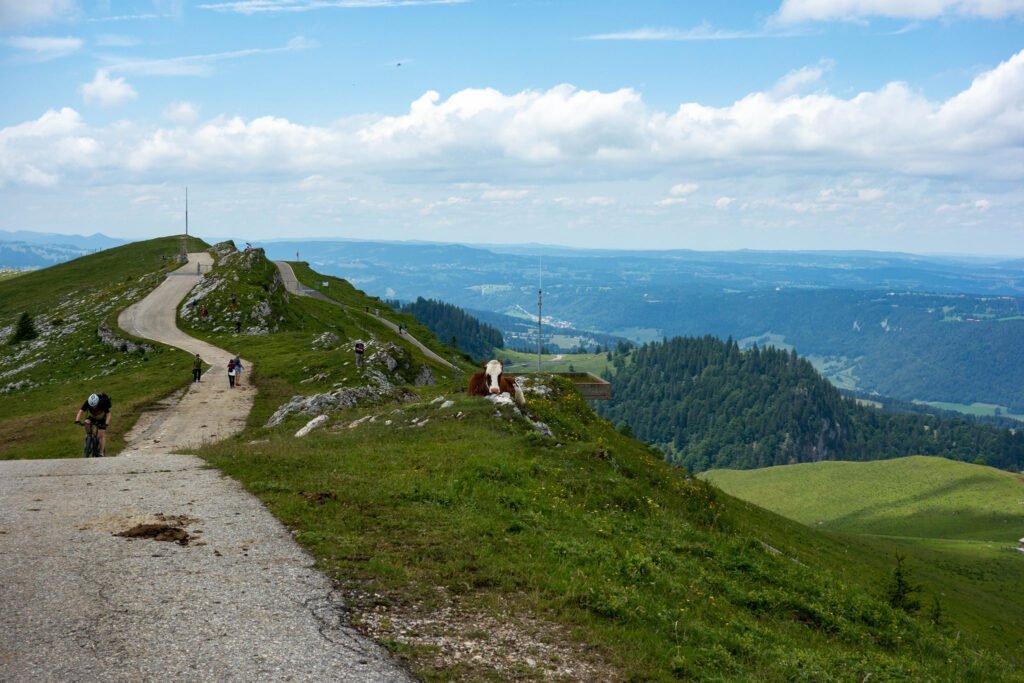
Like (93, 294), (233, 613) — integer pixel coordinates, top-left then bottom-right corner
(118, 252), (252, 454)
(0, 252), (414, 682)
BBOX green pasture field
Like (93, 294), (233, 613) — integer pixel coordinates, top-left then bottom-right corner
(702, 456), (1024, 656)
(198, 383), (1018, 681)
(500, 348), (618, 376)
(918, 400), (1024, 422)
(703, 456), (1024, 543)
(0, 236), (209, 459)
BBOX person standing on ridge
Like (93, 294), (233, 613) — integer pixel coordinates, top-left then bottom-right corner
(354, 341), (365, 367)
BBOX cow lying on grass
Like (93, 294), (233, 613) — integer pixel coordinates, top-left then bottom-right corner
(467, 359), (525, 406)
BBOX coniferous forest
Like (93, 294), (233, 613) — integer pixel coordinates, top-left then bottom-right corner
(390, 297), (504, 361)
(596, 336), (1024, 473)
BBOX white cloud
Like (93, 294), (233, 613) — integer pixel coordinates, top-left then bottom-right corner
(715, 196), (736, 209)
(3, 35), (83, 61)
(4, 49), (1024, 193)
(162, 101), (199, 124)
(199, 0), (468, 14)
(103, 36), (317, 77)
(0, 0), (76, 29)
(670, 183), (699, 196)
(81, 69), (137, 107)
(772, 61), (832, 96)
(656, 197), (688, 207)
(482, 189), (530, 200)
(582, 22), (803, 41)
(96, 34), (141, 47)
(775, 0), (1024, 24)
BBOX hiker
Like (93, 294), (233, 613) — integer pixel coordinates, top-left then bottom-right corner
(231, 354), (243, 385)
(355, 341), (365, 367)
(234, 311), (241, 334)
(201, 304), (208, 321)
(192, 353), (203, 382)
(227, 358), (238, 388)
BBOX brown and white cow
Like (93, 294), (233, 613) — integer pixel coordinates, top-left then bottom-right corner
(467, 359), (525, 406)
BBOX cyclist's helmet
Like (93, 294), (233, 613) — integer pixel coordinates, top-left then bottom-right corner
(88, 393), (100, 407)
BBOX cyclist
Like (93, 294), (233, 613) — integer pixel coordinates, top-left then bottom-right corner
(75, 392), (112, 457)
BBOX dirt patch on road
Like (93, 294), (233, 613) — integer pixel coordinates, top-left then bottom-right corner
(117, 523), (191, 545)
(81, 511), (200, 546)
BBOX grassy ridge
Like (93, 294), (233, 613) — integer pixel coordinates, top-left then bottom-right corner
(703, 456), (1024, 542)
(200, 380), (1018, 681)
(0, 236), (208, 459)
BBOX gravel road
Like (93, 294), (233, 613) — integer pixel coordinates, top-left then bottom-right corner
(0, 253), (415, 682)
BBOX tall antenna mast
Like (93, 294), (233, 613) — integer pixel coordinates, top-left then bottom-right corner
(185, 186), (189, 236)
(537, 256), (543, 373)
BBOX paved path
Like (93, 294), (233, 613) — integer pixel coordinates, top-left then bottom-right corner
(275, 260), (457, 370)
(0, 253), (414, 682)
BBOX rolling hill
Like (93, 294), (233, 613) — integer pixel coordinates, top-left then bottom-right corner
(703, 456), (1024, 543)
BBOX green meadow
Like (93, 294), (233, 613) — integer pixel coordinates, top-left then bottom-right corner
(1, 238), (1021, 680)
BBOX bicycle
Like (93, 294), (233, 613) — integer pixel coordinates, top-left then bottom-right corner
(77, 420), (103, 458)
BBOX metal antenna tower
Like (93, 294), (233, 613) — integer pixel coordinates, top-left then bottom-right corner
(537, 256), (543, 373)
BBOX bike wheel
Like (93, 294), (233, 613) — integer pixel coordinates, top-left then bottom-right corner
(84, 431), (97, 458)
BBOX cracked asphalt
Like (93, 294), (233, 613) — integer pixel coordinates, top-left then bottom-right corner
(0, 254), (415, 682)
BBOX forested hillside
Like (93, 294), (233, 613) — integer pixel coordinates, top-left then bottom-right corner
(596, 336), (1024, 472)
(389, 296), (503, 360)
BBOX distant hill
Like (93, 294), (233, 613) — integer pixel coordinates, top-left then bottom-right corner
(0, 230), (127, 269)
(594, 335), (1024, 472)
(704, 456), (1024, 542)
(253, 239), (1024, 413)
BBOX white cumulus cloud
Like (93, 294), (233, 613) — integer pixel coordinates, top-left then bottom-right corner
(81, 69), (137, 107)
(716, 196), (737, 209)
(162, 101), (199, 124)
(775, 0), (1024, 24)
(670, 183), (699, 196)
(3, 48), (1023, 193)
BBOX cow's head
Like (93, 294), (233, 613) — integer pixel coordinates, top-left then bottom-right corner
(483, 359), (504, 394)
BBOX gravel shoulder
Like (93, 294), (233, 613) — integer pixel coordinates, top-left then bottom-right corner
(0, 253), (414, 682)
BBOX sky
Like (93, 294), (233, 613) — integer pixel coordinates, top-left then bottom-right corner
(1, 0), (1023, 255)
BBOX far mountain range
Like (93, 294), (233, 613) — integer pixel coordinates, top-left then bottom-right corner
(3, 231), (1022, 415)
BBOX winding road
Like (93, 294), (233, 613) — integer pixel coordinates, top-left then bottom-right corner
(275, 260), (457, 370)
(0, 254), (414, 682)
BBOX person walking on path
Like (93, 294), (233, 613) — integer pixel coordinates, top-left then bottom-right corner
(231, 354), (243, 386)
(192, 353), (203, 382)
(354, 341), (365, 368)
(227, 358), (238, 388)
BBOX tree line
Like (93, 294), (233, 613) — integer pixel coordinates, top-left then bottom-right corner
(596, 335), (1024, 473)
(389, 297), (504, 361)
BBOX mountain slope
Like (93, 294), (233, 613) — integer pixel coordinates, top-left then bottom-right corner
(0, 236), (208, 459)
(2, 242), (1021, 680)
(596, 335), (1024, 472)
